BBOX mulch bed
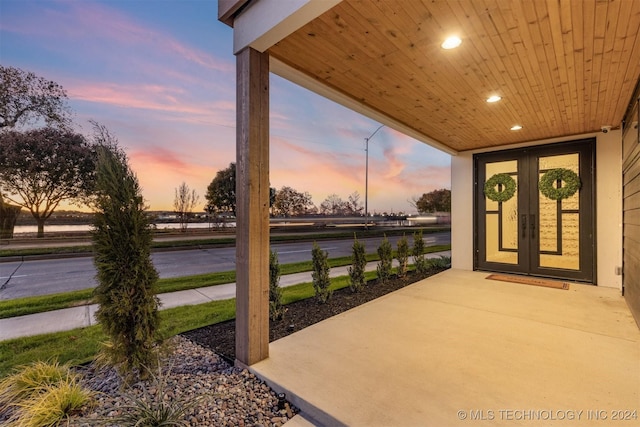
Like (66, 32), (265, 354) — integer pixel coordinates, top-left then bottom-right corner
(183, 267), (447, 362)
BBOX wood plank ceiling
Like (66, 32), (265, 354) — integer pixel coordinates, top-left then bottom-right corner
(267, 0), (640, 152)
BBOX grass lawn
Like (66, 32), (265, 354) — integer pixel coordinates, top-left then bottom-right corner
(0, 272), (381, 377)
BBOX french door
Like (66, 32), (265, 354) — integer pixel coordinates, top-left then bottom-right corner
(475, 139), (595, 282)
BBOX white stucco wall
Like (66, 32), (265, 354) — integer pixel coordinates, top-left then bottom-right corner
(451, 153), (474, 271)
(596, 130), (623, 289)
(450, 132), (623, 289)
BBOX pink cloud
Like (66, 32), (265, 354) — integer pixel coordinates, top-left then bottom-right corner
(128, 148), (219, 211)
(69, 81), (235, 125)
(269, 128), (452, 212)
(393, 165), (451, 192)
(380, 145), (405, 179)
(270, 136), (368, 205)
(130, 147), (192, 174)
(123, 130), (449, 213)
(272, 137), (361, 172)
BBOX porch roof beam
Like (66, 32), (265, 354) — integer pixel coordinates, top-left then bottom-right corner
(233, 0), (341, 54)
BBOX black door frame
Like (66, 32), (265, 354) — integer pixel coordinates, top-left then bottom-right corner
(474, 138), (596, 283)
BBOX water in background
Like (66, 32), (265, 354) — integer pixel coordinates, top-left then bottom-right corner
(13, 222), (229, 235)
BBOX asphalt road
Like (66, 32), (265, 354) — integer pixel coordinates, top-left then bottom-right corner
(0, 232), (450, 300)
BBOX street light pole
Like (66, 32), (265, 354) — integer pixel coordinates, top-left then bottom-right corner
(364, 124), (384, 229)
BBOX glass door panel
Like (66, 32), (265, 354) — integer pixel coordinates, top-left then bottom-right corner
(538, 154), (581, 270)
(485, 160), (518, 264)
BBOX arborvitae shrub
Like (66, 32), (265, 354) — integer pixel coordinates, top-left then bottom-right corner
(311, 242), (332, 303)
(92, 140), (160, 380)
(348, 235), (367, 292)
(269, 250), (286, 321)
(412, 229), (428, 275)
(376, 235), (393, 284)
(396, 234), (409, 278)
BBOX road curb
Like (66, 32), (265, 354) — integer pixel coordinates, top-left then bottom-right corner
(0, 243), (239, 263)
(0, 227), (450, 263)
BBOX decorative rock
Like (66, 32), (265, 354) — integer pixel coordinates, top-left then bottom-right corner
(67, 336), (297, 426)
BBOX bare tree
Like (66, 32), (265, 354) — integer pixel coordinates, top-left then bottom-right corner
(319, 192), (364, 216)
(174, 182), (200, 232)
(347, 191), (364, 215)
(319, 193), (349, 215)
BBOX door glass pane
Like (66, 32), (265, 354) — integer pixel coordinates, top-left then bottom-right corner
(538, 154), (580, 270)
(485, 160), (518, 264)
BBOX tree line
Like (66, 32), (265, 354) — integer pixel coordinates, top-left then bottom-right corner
(203, 162), (367, 218)
(203, 162), (450, 219)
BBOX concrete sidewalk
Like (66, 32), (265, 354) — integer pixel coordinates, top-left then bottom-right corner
(0, 252), (450, 341)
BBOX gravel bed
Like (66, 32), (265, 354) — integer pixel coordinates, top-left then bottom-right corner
(68, 336), (296, 426)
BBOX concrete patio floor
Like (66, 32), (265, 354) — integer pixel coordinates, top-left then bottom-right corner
(252, 269), (640, 426)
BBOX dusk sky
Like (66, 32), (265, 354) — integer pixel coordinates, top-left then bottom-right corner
(1, 0), (451, 213)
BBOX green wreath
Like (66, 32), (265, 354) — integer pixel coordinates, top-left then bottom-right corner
(539, 168), (581, 200)
(484, 173), (516, 203)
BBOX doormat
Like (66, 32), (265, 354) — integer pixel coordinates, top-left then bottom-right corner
(486, 274), (570, 290)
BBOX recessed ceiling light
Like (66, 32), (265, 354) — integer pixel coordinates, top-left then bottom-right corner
(486, 95), (502, 103)
(510, 125), (523, 131)
(441, 36), (462, 49)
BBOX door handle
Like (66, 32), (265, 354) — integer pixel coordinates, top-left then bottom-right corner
(521, 214), (527, 238)
(530, 214), (536, 239)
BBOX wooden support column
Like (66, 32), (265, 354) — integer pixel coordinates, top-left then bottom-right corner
(235, 47), (270, 366)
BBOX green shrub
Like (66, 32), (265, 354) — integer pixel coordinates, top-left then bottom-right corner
(269, 250), (286, 321)
(412, 230), (428, 275)
(311, 242), (332, 303)
(396, 234), (409, 278)
(429, 255), (452, 269)
(348, 235), (367, 292)
(91, 132), (161, 381)
(376, 235), (393, 284)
